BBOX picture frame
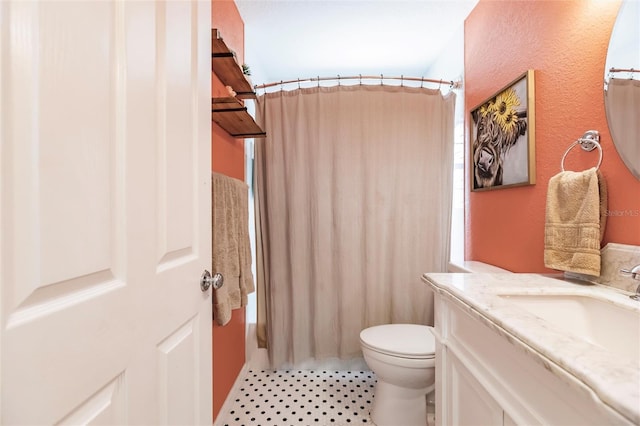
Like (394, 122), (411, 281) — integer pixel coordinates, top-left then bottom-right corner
(470, 70), (536, 191)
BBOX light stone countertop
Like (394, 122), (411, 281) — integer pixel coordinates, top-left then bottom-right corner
(422, 272), (640, 425)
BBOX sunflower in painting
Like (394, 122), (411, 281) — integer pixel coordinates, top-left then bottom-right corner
(493, 88), (521, 133)
(479, 97), (497, 117)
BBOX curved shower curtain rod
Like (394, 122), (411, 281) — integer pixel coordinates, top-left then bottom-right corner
(254, 74), (462, 91)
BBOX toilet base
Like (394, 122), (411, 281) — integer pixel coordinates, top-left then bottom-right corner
(370, 379), (433, 426)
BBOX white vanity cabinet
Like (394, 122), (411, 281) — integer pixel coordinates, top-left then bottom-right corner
(432, 290), (634, 426)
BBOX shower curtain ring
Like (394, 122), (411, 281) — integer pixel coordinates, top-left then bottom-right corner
(401, 75), (404, 87)
(338, 75), (341, 86)
(359, 74), (362, 85)
(280, 80), (283, 92)
(421, 77), (424, 88)
(380, 74), (383, 86)
(317, 76), (320, 88)
(297, 78), (301, 89)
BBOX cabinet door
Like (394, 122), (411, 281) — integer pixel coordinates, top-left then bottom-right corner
(444, 351), (503, 426)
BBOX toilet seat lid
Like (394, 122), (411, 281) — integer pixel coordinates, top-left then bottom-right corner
(360, 324), (435, 358)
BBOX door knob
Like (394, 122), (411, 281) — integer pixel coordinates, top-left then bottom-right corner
(201, 270), (223, 292)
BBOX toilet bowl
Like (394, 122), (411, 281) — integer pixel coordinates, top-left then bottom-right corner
(360, 324), (435, 426)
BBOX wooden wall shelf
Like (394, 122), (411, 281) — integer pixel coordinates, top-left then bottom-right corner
(211, 29), (265, 139)
(212, 97), (266, 139)
(212, 29), (256, 100)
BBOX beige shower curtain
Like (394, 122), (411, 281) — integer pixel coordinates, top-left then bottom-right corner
(254, 84), (455, 369)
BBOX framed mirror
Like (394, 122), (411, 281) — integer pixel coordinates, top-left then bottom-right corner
(604, 0), (640, 180)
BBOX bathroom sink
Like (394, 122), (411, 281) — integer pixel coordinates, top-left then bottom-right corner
(498, 294), (640, 361)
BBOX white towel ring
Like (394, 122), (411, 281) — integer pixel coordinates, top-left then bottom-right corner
(560, 130), (603, 171)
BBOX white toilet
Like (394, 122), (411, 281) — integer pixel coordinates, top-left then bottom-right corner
(360, 324), (436, 426)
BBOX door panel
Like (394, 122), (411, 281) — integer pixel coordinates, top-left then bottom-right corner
(37, 1), (115, 287)
(4, 0), (122, 324)
(0, 1), (212, 424)
(157, 318), (198, 425)
(57, 374), (127, 426)
(158, 0), (196, 265)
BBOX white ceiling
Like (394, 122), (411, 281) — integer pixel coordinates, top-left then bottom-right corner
(235, 0), (479, 87)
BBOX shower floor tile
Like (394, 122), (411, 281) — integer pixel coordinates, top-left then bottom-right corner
(218, 369), (377, 426)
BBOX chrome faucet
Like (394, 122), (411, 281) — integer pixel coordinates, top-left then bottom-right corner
(620, 264), (640, 301)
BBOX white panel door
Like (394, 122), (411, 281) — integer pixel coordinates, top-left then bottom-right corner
(0, 1), (212, 424)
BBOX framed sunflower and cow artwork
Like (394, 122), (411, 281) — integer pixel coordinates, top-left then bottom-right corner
(471, 70), (536, 191)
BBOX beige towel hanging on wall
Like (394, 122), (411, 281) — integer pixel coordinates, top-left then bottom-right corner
(544, 167), (607, 276)
(212, 172), (255, 326)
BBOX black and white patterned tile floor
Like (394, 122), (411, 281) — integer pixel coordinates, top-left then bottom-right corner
(219, 369), (378, 426)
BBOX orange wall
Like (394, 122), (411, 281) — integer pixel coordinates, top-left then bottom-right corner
(212, 0), (247, 421)
(466, 0), (640, 273)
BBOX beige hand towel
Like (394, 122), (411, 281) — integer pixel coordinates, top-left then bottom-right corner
(544, 167), (607, 276)
(212, 172), (255, 326)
